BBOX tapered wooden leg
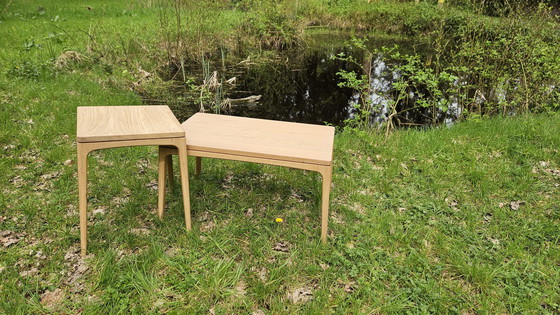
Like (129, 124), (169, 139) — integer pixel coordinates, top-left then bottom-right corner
(77, 143), (89, 257)
(195, 157), (202, 178)
(166, 154), (173, 190)
(158, 148), (167, 220)
(320, 166), (332, 243)
(176, 140), (191, 231)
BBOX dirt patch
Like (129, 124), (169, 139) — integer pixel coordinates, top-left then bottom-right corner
(54, 51), (84, 69)
(498, 200), (525, 211)
(287, 287), (313, 304)
(63, 246), (91, 293)
(272, 241), (290, 253)
(40, 288), (65, 309)
(1, 230), (25, 247)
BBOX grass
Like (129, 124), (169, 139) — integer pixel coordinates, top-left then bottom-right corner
(1, 0), (560, 313)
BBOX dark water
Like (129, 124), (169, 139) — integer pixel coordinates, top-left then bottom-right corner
(226, 48), (359, 126)
(171, 34), (425, 126)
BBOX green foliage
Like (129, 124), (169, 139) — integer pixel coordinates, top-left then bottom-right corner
(332, 38), (376, 129)
(451, 16), (560, 115)
(333, 39), (469, 133)
(6, 60), (53, 79)
(333, 3), (560, 132)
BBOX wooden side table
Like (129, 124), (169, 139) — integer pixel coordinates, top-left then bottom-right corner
(158, 113), (335, 242)
(77, 106), (191, 256)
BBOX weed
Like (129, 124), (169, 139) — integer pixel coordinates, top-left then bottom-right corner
(6, 60), (53, 79)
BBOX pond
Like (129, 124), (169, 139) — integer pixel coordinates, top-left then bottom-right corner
(166, 33), (432, 126)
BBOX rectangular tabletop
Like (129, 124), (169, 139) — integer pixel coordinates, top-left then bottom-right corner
(77, 106), (184, 143)
(183, 113), (335, 166)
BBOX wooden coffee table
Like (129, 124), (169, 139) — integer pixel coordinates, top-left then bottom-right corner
(158, 113), (335, 242)
(77, 105), (191, 256)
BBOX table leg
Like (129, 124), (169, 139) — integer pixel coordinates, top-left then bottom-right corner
(157, 146), (180, 219)
(77, 143), (89, 257)
(320, 166), (332, 243)
(166, 154), (174, 190)
(158, 148), (167, 220)
(176, 139), (192, 231)
(195, 157), (202, 178)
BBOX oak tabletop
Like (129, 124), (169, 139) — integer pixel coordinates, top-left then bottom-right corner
(77, 106), (184, 143)
(183, 113), (335, 166)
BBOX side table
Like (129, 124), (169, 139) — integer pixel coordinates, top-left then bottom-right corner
(77, 105), (191, 256)
(158, 113), (335, 242)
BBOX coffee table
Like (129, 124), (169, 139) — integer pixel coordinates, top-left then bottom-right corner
(77, 105), (191, 256)
(158, 113), (335, 242)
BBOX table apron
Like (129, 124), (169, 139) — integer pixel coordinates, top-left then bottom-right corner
(78, 137), (186, 155)
(187, 149), (331, 174)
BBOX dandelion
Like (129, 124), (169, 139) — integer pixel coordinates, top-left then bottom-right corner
(275, 218), (283, 223)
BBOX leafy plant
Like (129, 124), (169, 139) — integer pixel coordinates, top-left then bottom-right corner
(384, 47), (468, 128)
(333, 38), (469, 134)
(331, 37), (376, 130)
(6, 60), (53, 79)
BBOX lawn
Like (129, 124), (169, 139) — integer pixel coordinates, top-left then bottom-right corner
(1, 1), (559, 313)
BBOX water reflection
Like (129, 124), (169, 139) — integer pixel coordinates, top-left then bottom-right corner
(227, 48), (360, 126)
(171, 36), (454, 127)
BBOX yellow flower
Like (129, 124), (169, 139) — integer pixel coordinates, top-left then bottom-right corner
(275, 218), (283, 223)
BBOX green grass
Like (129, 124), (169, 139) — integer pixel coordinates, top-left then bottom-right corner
(1, 1), (560, 313)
